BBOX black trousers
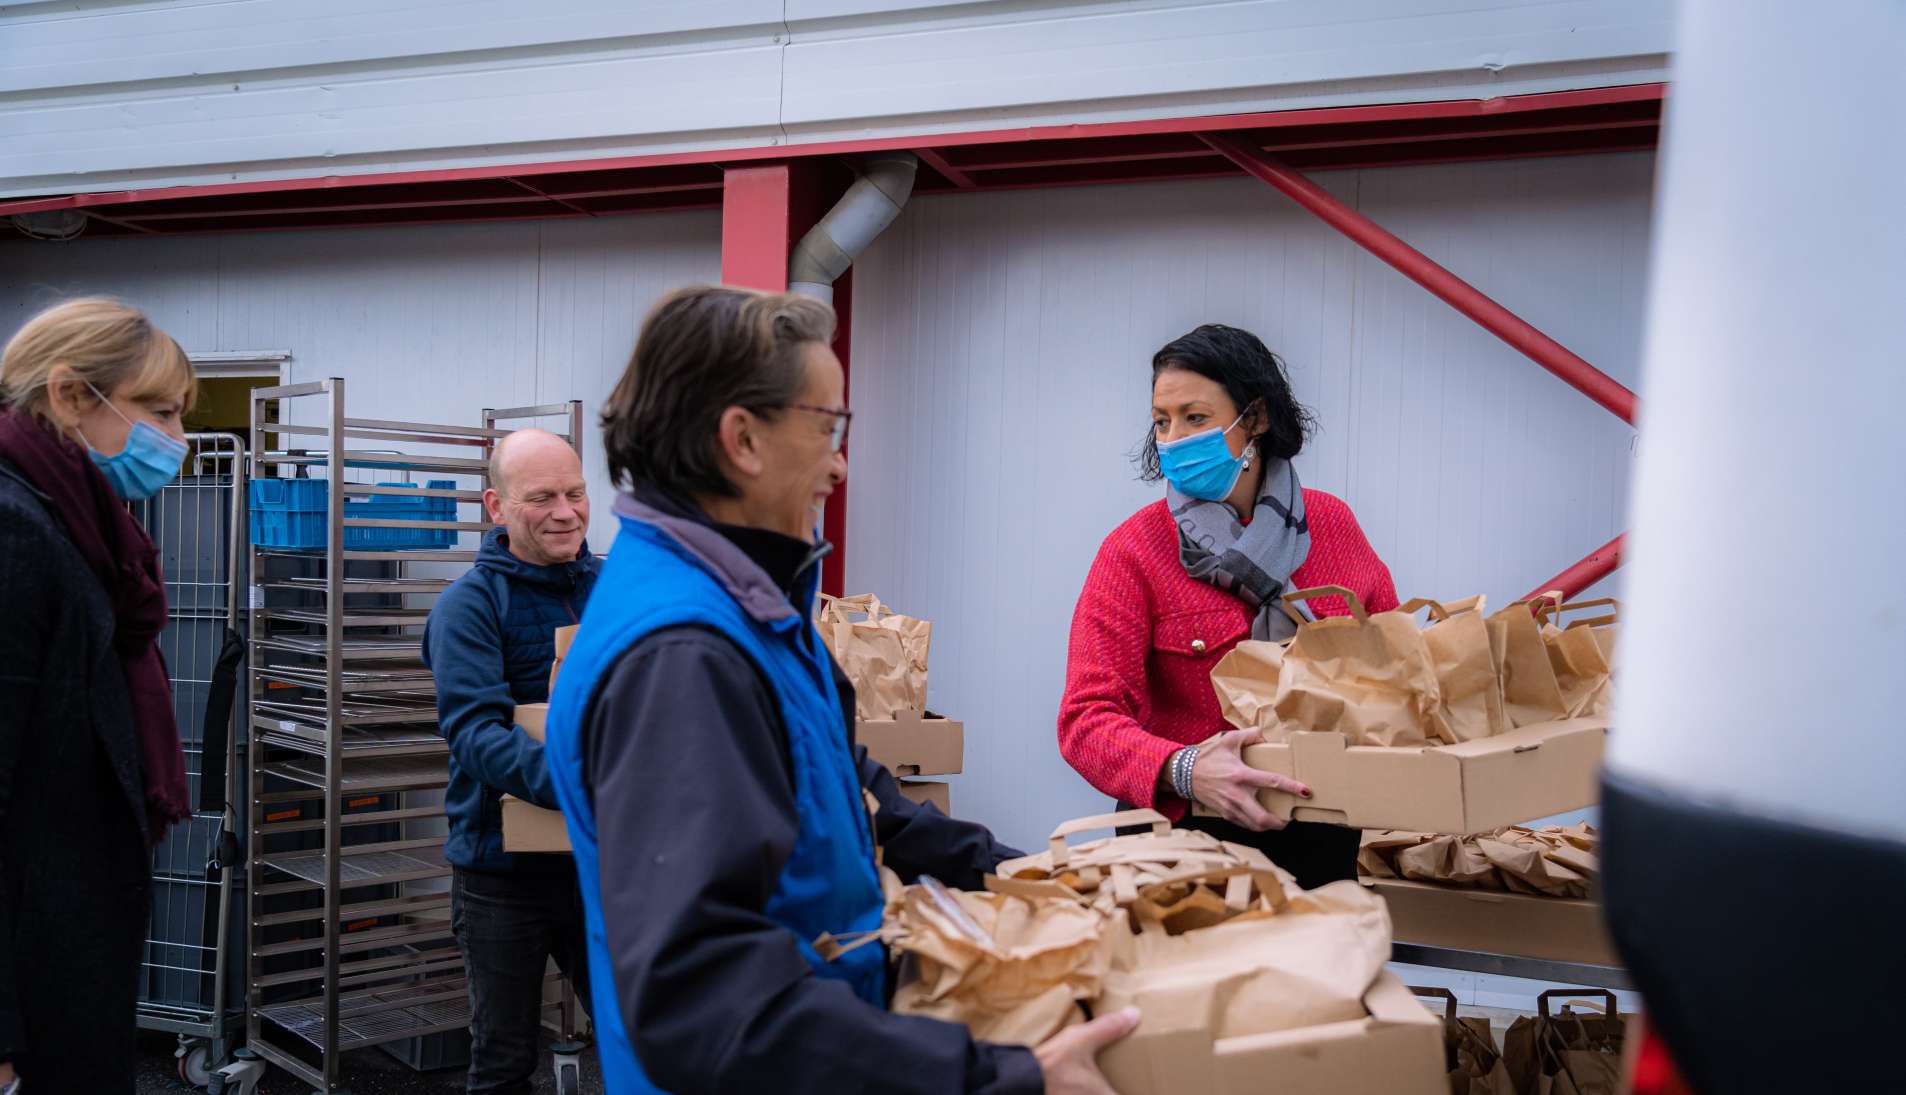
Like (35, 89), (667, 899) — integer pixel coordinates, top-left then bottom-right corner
(1119, 804), (1359, 891)
(451, 866), (593, 1095)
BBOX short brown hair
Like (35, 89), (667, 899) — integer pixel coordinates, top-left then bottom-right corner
(601, 285), (835, 498)
(1, 297), (195, 418)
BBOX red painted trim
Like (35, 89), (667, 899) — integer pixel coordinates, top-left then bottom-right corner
(720, 164), (794, 290)
(0, 84), (1664, 219)
(1199, 131), (1640, 426)
(824, 267), (852, 598)
(1523, 532), (1625, 602)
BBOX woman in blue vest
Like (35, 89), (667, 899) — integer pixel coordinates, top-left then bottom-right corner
(542, 285), (1138, 1094)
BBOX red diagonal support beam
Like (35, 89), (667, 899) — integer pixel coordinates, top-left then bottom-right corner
(1524, 532), (1625, 603)
(1199, 131), (1638, 598)
(1199, 131), (1639, 426)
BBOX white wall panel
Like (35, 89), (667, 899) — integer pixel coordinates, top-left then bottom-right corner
(782, 0), (1671, 136)
(0, 212), (721, 549)
(1, 0), (1670, 195)
(847, 153), (1651, 849)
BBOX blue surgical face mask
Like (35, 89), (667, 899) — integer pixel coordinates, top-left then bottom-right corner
(80, 382), (187, 501)
(1157, 413), (1247, 501)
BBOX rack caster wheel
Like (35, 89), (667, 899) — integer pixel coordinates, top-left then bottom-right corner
(211, 1047), (266, 1095)
(176, 1038), (215, 1088)
(552, 1040), (586, 1095)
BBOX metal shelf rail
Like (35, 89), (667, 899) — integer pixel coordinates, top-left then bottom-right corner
(242, 378), (583, 1092)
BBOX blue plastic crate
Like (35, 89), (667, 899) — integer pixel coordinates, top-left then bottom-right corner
(248, 479), (460, 550)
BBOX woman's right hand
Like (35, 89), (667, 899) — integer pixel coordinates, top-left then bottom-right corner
(1034, 1007), (1140, 1095)
(1190, 728), (1313, 831)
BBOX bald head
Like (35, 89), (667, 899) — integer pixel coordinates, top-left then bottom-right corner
(485, 428), (590, 566)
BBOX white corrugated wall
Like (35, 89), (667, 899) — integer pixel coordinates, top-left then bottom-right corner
(0, 211), (722, 536)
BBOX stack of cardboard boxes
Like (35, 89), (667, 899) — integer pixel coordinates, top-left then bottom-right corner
(500, 626), (575, 855)
(858, 709), (964, 813)
(1213, 591), (1620, 970)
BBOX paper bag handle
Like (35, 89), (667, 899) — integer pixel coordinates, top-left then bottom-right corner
(1525, 590), (1566, 622)
(1283, 585), (1366, 622)
(1534, 596), (1622, 630)
(1133, 862), (1289, 913)
(1409, 986), (1460, 1022)
(1398, 597), (1452, 623)
(1047, 809), (1171, 867)
(1536, 988), (1618, 1021)
(983, 875), (1087, 904)
(816, 592), (889, 623)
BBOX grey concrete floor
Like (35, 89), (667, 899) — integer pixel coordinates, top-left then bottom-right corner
(135, 1029), (603, 1094)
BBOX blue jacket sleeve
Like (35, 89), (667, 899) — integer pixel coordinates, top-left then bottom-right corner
(422, 578), (557, 809)
(859, 752), (1023, 888)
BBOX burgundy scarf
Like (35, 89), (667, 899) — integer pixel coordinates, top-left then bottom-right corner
(0, 406), (191, 841)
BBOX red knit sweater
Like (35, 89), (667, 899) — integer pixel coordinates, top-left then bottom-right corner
(1057, 491), (1399, 819)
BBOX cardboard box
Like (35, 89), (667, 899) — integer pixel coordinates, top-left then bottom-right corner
(502, 794), (571, 854)
(1366, 877), (1619, 967)
(1230, 717), (1607, 835)
(1103, 970), (1444, 1095)
(898, 779), (950, 814)
(503, 702), (570, 854)
(548, 625), (577, 693)
(857, 710), (964, 777)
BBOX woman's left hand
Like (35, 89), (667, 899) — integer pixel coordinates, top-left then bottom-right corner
(1190, 728), (1313, 831)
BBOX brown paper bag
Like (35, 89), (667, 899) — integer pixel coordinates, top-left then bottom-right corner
(1504, 991), (1627, 1095)
(1213, 585), (1449, 747)
(1412, 987), (1519, 1095)
(1095, 871), (1392, 1090)
(1401, 596), (1508, 743)
(815, 593), (932, 720)
(886, 878), (1114, 1046)
(1360, 826), (1599, 898)
(1486, 596), (1572, 728)
(993, 810), (1287, 918)
(1536, 598), (1619, 720)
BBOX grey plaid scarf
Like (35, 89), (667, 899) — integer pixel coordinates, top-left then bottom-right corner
(1168, 459), (1311, 640)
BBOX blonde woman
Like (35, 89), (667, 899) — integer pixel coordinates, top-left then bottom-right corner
(0, 299), (196, 1093)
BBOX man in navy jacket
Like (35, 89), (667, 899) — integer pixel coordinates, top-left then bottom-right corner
(423, 428), (599, 1095)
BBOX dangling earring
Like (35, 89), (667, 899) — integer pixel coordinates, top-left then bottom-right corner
(1241, 443), (1256, 471)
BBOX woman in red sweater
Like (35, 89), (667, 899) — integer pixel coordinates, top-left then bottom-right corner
(1058, 324), (1399, 888)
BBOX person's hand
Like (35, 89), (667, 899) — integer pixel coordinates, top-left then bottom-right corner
(1191, 728), (1312, 831)
(1034, 1007), (1140, 1095)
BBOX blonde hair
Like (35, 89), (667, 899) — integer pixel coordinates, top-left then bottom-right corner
(1, 298), (195, 418)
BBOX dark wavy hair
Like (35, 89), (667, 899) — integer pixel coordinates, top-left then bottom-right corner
(1137, 323), (1314, 481)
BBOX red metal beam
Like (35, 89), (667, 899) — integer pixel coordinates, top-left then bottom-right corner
(1199, 131), (1639, 425)
(1523, 532), (1625, 603)
(720, 162), (855, 595)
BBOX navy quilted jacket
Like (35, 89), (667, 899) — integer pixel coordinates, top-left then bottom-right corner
(423, 526), (598, 872)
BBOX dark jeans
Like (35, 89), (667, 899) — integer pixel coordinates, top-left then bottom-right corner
(451, 866), (593, 1095)
(1119, 803), (1360, 891)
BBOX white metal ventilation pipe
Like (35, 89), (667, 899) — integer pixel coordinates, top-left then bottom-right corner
(788, 152), (917, 304)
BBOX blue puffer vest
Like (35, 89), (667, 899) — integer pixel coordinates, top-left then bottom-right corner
(475, 526), (597, 706)
(543, 507), (885, 1095)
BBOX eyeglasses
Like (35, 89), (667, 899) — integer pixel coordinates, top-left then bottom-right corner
(786, 403), (853, 452)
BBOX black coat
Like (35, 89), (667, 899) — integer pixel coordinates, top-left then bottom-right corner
(0, 457), (152, 1092)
